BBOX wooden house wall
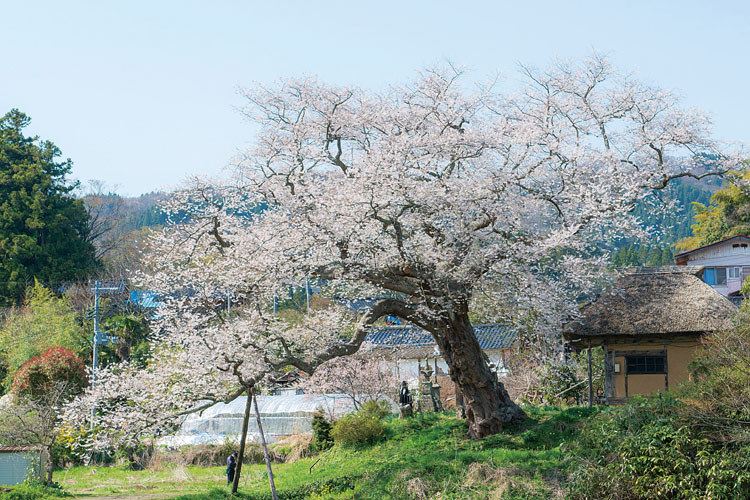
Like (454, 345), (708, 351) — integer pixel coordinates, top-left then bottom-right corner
(605, 340), (700, 400)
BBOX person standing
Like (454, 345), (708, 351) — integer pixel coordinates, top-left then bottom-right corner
(226, 452), (237, 485)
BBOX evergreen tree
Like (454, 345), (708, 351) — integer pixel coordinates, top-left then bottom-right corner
(646, 246), (662, 266)
(0, 109), (98, 304)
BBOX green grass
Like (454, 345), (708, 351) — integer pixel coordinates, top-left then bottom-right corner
(56, 464), (228, 497)
(5, 406), (597, 500)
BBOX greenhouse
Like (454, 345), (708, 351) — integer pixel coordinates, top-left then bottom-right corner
(159, 394), (359, 446)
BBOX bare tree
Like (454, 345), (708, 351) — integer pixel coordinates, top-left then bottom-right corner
(0, 381), (75, 483)
(81, 180), (126, 260)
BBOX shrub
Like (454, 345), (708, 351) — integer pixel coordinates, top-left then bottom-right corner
(11, 346), (87, 398)
(0, 481), (70, 500)
(567, 396), (750, 499)
(359, 399), (391, 420)
(537, 361), (582, 405)
(331, 411), (386, 447)
(310, 409), (333, 452)
(54, 425), (97, 467)
(682, 304), (750, 442)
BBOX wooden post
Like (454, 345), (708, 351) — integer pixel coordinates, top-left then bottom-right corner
(232, 386), (253, 494)
(587, 345), (593, 408)
(254, 390), (278, 500)
(603, 346), (615, 404)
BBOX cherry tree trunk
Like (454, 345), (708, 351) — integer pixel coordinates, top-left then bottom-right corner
(431, 311), (525, 438)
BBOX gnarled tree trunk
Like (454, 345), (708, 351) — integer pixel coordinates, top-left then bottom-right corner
(430, 309), (525, 438)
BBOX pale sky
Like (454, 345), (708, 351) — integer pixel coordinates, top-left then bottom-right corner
(2, 1), (749, 196)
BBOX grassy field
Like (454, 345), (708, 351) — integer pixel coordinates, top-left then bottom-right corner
(3, 407), (595, 500)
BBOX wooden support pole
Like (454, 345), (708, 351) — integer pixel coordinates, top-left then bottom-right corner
(254, 390), (278, 500)
(603, 346), (615, 404)
(587, 345), (593, 408)
(664, 344), (669, 391)
(232, 386), (252, 494)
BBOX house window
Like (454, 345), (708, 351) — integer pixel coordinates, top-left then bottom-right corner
(729, 267), (742, 279)
(626, 355), (666, 374)
(703, 268), (727, 286)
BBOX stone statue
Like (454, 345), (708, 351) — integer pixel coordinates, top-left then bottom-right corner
(419, 362), (443, 412)
(398, 381), (413, 418)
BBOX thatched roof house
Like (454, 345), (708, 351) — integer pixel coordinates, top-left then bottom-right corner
(565, 266), (736, 346)
(565, 266), (737, 404)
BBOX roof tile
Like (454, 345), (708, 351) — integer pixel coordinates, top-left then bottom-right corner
(366, 324), (516, 350)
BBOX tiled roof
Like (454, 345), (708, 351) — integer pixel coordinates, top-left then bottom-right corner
(366, 324), (516, 350)
(0, 446), (41, 452)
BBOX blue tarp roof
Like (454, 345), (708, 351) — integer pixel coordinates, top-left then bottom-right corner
(366, 324), (517, 350)
(128, 291), (162, 309)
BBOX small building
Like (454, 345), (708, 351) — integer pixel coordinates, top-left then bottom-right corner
(0, 447), (45, 486)
(564, 266), (736, 404)
(675, 235), (750, 304)
(366, 324), (516, 379)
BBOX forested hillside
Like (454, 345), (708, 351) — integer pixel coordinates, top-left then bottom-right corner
(82, 177), (717, 271)
(120, 192), (169, 231)
(611, 179), (714, 267)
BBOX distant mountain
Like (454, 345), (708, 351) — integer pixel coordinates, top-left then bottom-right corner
(119, 192), (169, 232)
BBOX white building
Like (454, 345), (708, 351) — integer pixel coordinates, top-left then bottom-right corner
(675, 235), (750, 304)
(365, 324), (516, 384)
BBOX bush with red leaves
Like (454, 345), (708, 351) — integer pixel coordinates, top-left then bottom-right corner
(12, 346), (88, 397)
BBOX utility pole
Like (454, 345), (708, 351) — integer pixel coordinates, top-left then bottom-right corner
(305, 277), (310, 312)
(92, 281), (100, 388)
(90, 280), (121, 388)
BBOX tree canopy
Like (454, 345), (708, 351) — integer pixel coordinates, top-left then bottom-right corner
(0, 109), (98, 305)
(677, 168), (750, 251)
(66, 56), (743, 442)
(0, 282), (89, 394)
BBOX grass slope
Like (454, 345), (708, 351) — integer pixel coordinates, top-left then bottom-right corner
(7, 407), (595, 500)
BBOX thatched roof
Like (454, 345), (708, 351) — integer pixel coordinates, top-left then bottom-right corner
(564, 266), (737, 342)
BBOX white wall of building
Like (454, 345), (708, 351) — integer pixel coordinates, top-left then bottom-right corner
(390, 350), (507, 389)
(683, 240), (750, 296)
